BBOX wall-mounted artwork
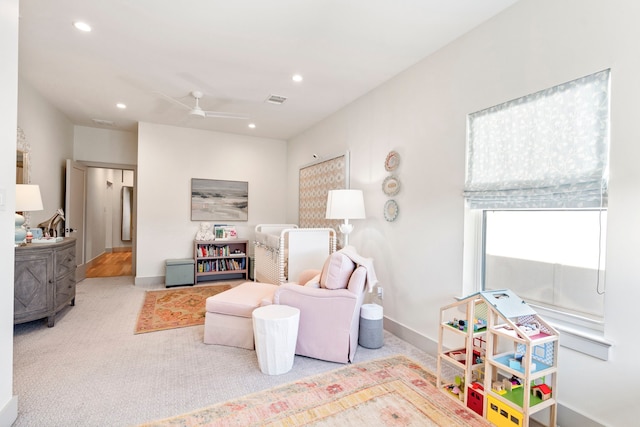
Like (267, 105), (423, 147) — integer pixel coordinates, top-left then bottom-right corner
(299, 151), (349, 229)
(191, 178), (248, 221)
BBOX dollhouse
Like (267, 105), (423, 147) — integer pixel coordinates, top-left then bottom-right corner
(437, 289), (559, 427)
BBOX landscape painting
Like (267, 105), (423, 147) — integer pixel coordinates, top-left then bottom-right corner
(191, 178), (248, 221)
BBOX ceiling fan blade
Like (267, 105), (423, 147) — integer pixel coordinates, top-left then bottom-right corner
(203, 111), (249, 119)
(153, 91), (192, 110)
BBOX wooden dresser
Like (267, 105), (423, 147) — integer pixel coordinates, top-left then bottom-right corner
(14, 238), (77, 327)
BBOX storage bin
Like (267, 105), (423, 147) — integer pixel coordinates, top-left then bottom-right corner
(359, 303), (384, 349)
(165, 258), (195, 287)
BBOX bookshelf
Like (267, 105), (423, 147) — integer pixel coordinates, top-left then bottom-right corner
(194, 239), (248, 283)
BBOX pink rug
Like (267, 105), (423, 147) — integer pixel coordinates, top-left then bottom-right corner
(140, 355), (492, 426)
(134, 285), (231, 334)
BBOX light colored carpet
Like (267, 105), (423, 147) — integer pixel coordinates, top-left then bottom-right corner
(12, 276), (440, 427)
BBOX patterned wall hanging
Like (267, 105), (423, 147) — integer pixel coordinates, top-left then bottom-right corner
(299, 152), (349, 230)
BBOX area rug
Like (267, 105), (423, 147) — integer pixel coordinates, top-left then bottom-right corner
(134, 284), (231, 334)
(139, 355), (492, 426)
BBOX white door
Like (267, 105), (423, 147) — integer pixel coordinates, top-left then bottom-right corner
(65, 159), (87, 281)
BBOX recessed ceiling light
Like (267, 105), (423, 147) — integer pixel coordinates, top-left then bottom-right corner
(73, 21), (92, 32)
(116, 103), (127, 109)
(292, 74), (303, 83)
(248, 123), (256, 129)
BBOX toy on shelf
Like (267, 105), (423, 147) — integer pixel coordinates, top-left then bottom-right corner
(517, 321), (541, 336)
(532, 384), (552, 401)
(446, 317), (487, 332)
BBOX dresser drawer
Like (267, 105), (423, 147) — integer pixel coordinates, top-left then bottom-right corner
(55, 272), (76, 311)
(55, 244), (76, 279)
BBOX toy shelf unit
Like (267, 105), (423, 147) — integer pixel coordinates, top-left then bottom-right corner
(194, 239), (248, 283)
(437, 295), (489, 416)
(437, 289), (559, 427)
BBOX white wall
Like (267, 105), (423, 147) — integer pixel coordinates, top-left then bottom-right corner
(85, 168), (109, 261)
(287, 1), (637, 425)
(17, 79), (74, 227)
(0, 1), (19, 424)
(74, 125), (137, 165)
(136, 122), (287, 284)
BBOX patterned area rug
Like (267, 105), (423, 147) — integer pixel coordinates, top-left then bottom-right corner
(134, 284), (231, 334)
(140, 355), (492, 426)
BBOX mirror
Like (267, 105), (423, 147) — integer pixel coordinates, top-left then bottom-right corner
(16, 127), (33, 227)
(17, 126), (30, 185)
(121, 186), (133, 241)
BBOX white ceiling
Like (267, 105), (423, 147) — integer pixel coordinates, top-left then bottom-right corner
(18, 0), (518, 141)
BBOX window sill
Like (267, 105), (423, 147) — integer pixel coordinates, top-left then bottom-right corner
(547, 321), (612, 361)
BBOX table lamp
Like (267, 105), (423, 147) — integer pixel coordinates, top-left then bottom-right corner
(15, 184), (43, 245)
(325, 189), (366, 247)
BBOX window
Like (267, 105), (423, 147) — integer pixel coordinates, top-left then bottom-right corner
(484, 209), (606, 323)
(463, 70), (612, 359)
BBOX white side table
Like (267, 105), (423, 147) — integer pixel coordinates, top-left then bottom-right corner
(252, 304), (300, 375)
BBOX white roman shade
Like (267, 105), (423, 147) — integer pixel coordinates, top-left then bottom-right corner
(464, 69), (610, 209)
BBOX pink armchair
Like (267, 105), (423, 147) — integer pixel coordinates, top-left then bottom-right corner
(273, 250), (371, 363)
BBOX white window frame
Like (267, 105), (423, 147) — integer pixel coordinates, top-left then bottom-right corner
(462, 206), (612, 360)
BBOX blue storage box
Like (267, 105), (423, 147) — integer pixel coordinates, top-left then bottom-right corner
(165, 258), (195, 287)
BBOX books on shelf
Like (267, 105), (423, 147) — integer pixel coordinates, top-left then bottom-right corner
(214, 225), (237, 240)
(197, 257), (246, 273)
(197, 244), (245, 258)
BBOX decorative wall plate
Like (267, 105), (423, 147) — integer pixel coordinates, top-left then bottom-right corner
(385, 151), (400, 171)
(382, 175), (401, 196)
(384, 200), (399, 222)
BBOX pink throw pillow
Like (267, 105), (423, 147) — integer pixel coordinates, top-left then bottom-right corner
(320, 252), (355, 290)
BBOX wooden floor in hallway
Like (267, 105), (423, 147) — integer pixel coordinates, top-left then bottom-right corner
(86, 251), (132, 277)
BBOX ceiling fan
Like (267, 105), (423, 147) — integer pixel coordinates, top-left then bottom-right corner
(158, 90), (248, 120)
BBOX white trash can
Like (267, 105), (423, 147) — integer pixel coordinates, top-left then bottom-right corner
(359, 303), (384, 349)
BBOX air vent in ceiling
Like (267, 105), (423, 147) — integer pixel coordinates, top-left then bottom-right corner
(92, 118), (115, 126)
(265, 94), (287, 105)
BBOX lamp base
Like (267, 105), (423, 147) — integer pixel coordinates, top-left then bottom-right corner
(338, 221), (354, 247)
(15, 213), (26, 246)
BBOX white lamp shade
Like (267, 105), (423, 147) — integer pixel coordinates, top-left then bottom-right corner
(325, 189), (366, 219)
(16, 184), (43, 212)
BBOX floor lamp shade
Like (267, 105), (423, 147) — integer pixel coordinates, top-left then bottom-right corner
(325, 189), (366, 246)
(15, 184), (44, 245)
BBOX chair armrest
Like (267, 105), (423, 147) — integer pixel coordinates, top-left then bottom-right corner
(274, 283), (357, 304)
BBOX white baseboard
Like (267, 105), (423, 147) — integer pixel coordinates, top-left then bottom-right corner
(0, 395), (18, 427)
(134, 275), (164, 287)
(382, 315), (605, 427)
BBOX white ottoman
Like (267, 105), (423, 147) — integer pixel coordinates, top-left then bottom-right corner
(252, 305), (300, 375)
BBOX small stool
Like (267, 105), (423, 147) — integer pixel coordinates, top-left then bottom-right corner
(359, 303), (384, 349)
(252, 305), (300, 375)
(204, 281), (278, 349)
(165, 259), (195, 287)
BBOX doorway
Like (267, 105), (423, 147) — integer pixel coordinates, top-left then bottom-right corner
(72, 164), (136, 278)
